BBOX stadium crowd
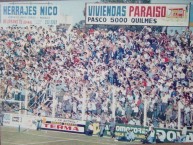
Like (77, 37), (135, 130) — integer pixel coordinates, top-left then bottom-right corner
(0, 24), (193, 129)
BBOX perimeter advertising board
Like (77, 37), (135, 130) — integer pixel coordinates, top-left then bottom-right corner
(41, 117), (86, 133)
(3, 113), (11, 126)
(0, 3), (62, 26)
(3, 113), (86, 134)
(88, 122), (193, 143)
(86, 3), (190, 26)
(3, 113), (37, 129)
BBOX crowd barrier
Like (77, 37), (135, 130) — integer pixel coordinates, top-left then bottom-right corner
(3, 113), (193, 143)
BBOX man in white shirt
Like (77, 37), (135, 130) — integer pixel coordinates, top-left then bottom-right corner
(36, 113), (42, 131)
(169, 120), (177, 129)
(86, 121), (93, 136)
(181, 124), (187, 142)
(148, 127), (155, 144)
(184, 105), (191, 126)
(128, 118), (136, 125)
(115, 129), (135, 142)
(156, 132), (164, 143)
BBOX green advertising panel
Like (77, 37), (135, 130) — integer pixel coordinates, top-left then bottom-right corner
(86, 122), (193, 143)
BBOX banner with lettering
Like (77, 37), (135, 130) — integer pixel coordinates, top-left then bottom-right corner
(3, 113), (86, 133)
(3, 113), (37, 129)
(0, 3), (63, 26)
(87, 122), (193, 143)
(41, 117), (86, 134)
(85, 3), (190, 26)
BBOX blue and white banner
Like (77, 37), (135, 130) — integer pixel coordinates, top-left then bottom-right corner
(0, 3), (62, 26)
(86, 3), (190, 26)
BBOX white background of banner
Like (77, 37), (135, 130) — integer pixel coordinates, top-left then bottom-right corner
(3, 113), (86, 133)
(41, 117), (86, 125)
(0, 3), (66, 26)
(41, 117), (85, 133)
(3, 113), (37, 129)
(86, 3), (190, 26)
(41, 124), (85, 133)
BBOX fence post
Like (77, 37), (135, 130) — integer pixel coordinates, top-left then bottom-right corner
(82, 88), (86, 121)
(143, 98), (147, 126)
(112, 86), (115, 119)
(52, 84), (56, 118)
(19, 100), (22, 132)
(24, 90), (28, 115)
(178, 100), (183, 130)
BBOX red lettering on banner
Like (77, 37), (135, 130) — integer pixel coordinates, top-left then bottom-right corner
(161, 7), (166, 17)
(156, 7), (160, 17)
(134, 6), (139, 17)
(152, 6), (155, 17)
(73, 127), (79, 131)
(57, 125), (63, 129)
(129, 6), (166, 17)
(141, 6), (146, 17)
(63, 126), (72, 130)
(50, 124), (55, 128)
(45, 124), (49, 128)
(44, 124), (79, 132)
(129, 6), (134, 16)
(146, 6), (152, 17)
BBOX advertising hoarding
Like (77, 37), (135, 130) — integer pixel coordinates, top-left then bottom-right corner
(3, 113), (37, 129)
(89, 122), (193, 143)
(85, 3), (190, 26)
(3, 113), (11, 126)
(3, 113), (86, 133)
(0, 3), (63, 26)
(40, 117), (86, 133)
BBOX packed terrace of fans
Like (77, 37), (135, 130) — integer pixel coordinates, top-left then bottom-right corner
(0, 25), (193, 129)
